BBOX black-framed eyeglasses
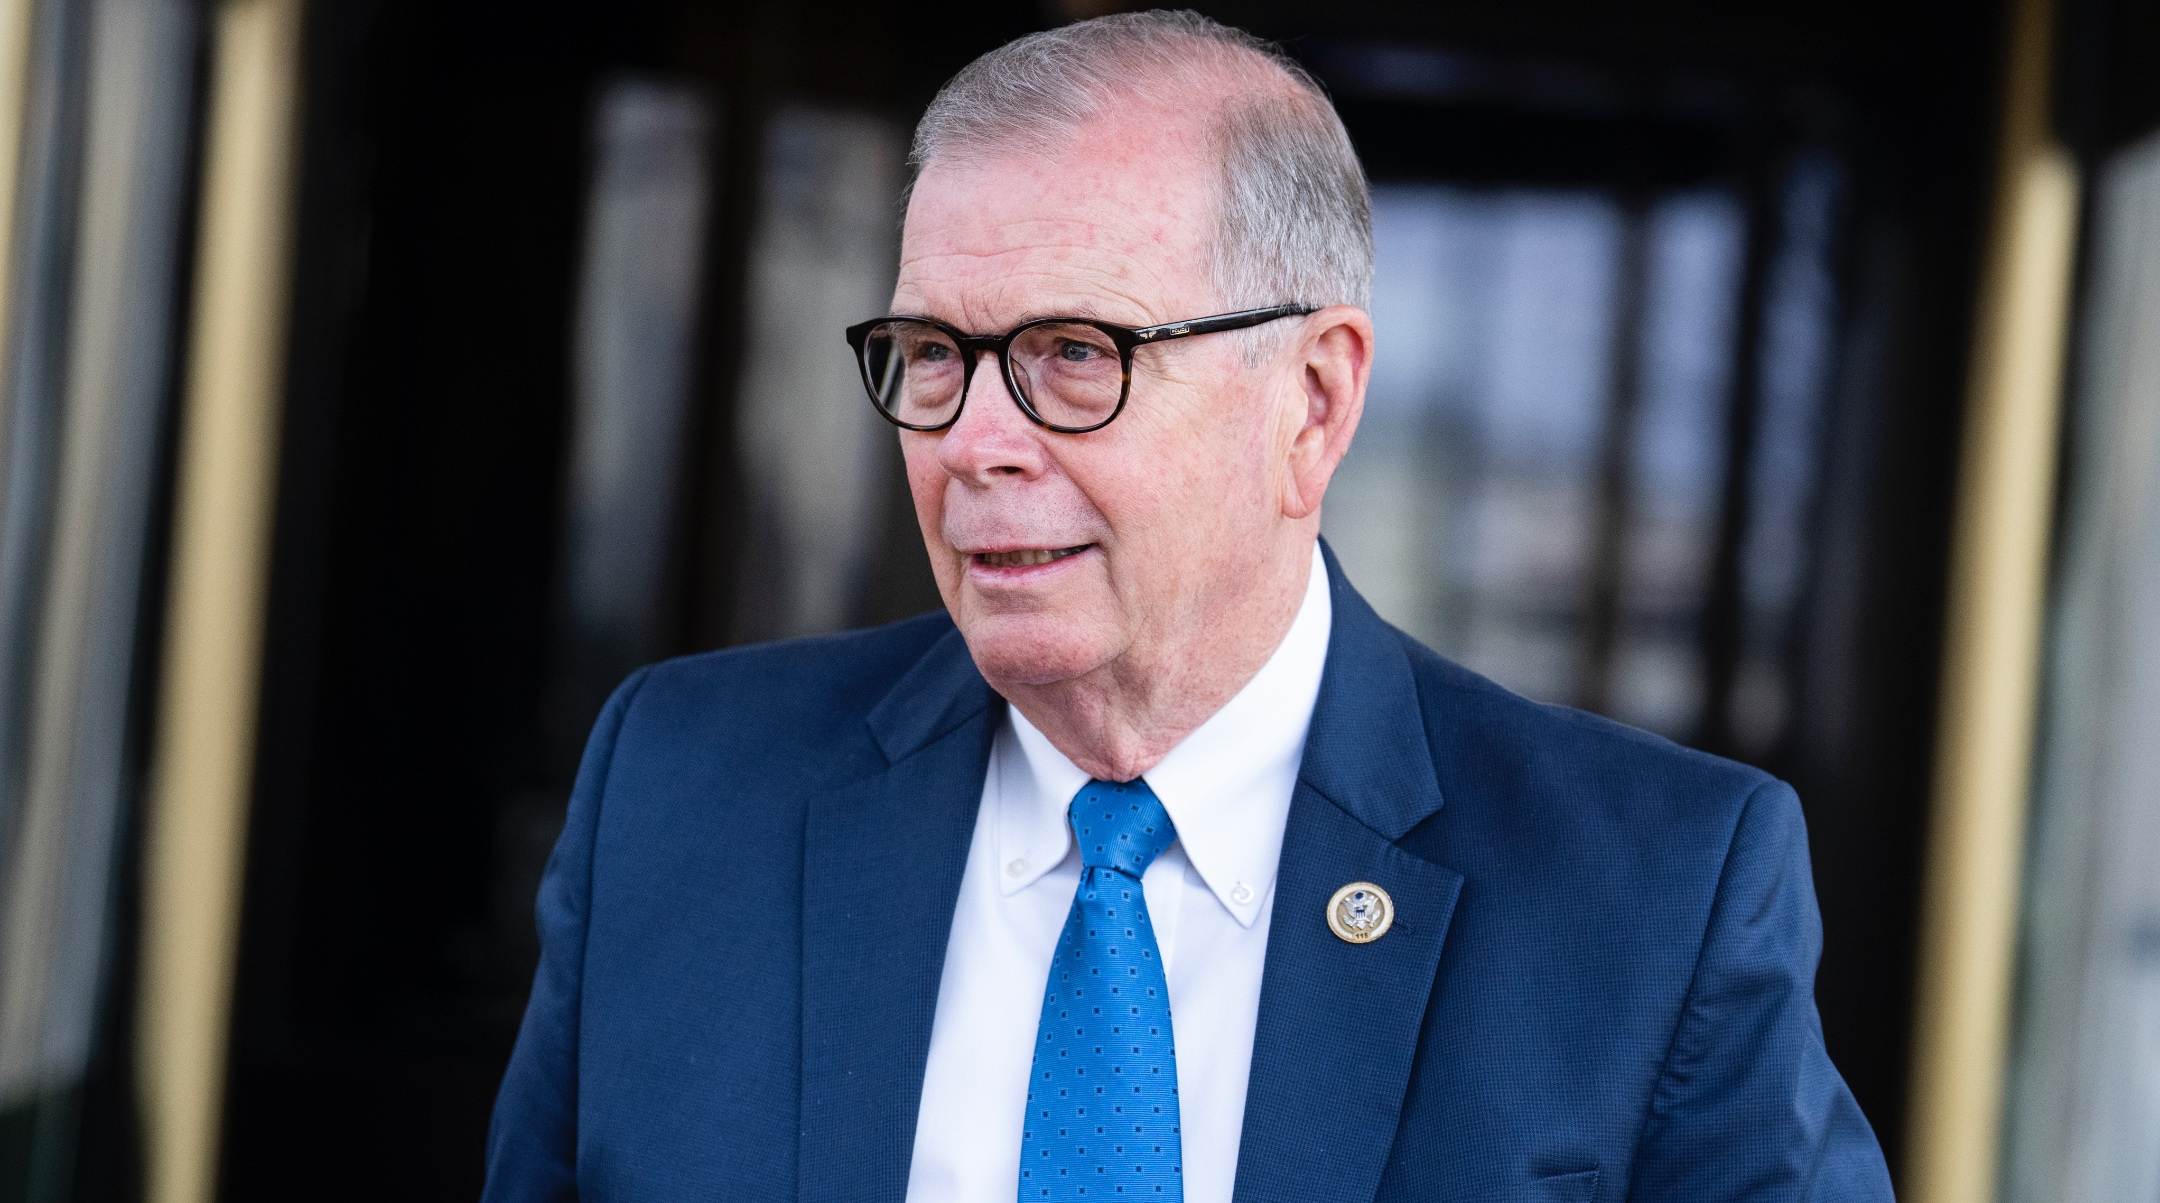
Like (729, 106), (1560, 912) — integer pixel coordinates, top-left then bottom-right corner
(843, 304), (1317, 434)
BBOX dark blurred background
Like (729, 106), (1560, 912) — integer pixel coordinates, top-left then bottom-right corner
(1, 0), (2157, 1200)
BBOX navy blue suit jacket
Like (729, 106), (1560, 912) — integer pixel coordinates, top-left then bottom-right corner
(484, 549), (1892, 1202)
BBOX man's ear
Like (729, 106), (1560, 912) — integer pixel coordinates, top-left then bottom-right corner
(1281, 305), (1373, 521)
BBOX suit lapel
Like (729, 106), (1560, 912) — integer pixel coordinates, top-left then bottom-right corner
(800, 627), (997, 1203)
(1233, 546), (1465, 1203)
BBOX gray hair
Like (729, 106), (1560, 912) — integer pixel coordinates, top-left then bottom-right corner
(910, 10), (1373, 315)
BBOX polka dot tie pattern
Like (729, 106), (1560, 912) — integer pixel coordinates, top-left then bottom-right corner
(1019, 779), (1183, 1201)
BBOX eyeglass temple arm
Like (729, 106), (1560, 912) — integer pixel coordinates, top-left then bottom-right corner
(1129, 304), (1319, 344)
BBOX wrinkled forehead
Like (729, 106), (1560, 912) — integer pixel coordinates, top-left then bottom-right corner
(895, 113), (1222, 330)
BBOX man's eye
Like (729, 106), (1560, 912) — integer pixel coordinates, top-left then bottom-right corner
(914, 342), (953, 363)
(1058, 340), (1105, 362)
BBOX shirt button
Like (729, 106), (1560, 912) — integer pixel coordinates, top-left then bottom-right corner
(1006, 858), (1028, 877)
(1230, 882), (1254, 905)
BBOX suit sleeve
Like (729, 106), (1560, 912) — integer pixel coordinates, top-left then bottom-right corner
(1628, 779), (1895, 1202)
(481, 667), (652, 1203)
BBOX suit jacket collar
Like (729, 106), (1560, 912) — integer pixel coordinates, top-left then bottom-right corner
(1301, 540), (1449, 838)
(864, 623), (995, 763)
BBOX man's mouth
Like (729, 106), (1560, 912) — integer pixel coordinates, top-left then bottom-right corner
(974, 545), (1092, 569)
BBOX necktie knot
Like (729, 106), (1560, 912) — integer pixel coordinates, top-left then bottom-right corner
(1069, 779), (1176, 878)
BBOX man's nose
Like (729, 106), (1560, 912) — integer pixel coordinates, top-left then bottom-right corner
(935, 350), (1050, 482)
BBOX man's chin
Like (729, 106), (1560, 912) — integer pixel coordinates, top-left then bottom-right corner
(956, 615), (1115, 691)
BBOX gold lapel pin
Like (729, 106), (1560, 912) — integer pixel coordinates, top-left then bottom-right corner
(1326, 881), (1394, 944)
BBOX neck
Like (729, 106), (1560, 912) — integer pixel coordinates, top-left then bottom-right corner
(1001, 535), (1317, 782)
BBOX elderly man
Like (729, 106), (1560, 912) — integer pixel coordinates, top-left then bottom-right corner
(484, 12), (1892, 1203)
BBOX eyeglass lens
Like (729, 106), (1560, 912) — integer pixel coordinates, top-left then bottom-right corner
(860, 319), (1125, 430)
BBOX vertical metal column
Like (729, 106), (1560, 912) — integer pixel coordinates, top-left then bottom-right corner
(135, 1), (302, 1201)
(0, 0), (41, 407)
(0, 0), (200, 1186)
(1905, 0), (2081, 1196)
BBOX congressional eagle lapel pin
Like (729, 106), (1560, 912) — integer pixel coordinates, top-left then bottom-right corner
(1326, 881), (1394, 944)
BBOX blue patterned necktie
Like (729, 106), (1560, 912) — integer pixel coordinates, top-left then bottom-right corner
(1020, 779), (1183, 1201)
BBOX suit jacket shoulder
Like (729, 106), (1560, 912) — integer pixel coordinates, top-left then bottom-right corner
(619, 609), (964, 784)
(1397, 633), (1773, 932)
(1405, 631), (1767, 827)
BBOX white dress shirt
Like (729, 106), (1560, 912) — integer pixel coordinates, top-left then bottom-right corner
(905, 544), (1333, 1203)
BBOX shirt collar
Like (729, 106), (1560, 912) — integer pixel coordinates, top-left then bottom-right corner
(995, 544), (1333, 928)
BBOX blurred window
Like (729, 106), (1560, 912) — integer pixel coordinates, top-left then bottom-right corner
(1335, 187), (1626, 708)
(732, 101), (906, 643)
(2005, 123), (2160, 1203)
(551, 76), (713, 750)
(1731, 153), (1843, 751)
(1613, 190), (1748, 735)
(1325, 156), (1840, 751)
(1326, 184), (1742, 737)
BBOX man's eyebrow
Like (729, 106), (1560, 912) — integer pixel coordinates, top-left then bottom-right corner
(1039, 305), (1123, 323)
(1023, 294), (1160, 326)
(902, 305), (1155, 332)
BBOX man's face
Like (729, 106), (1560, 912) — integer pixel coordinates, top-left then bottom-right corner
(894, 113), (1304, 694)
